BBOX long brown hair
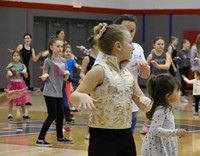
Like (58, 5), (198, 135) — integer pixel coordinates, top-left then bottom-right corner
(195, 34), (200, 56)
(146, 74), (180, 120)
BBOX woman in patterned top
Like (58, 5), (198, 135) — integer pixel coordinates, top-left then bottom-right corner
(141, 74), (187, 156)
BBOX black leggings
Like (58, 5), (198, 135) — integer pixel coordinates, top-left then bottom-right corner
(179, 67), (190, 96)
(194, 95), (200, 113)
(23, 68), (30, 89)
(38, 96), (64, 140)
(88, 128), (136, 156)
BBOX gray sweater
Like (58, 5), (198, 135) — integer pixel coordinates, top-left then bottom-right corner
(190, 44), (200, 71)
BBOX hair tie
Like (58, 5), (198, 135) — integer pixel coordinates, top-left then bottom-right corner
(97, 23), (108, 39)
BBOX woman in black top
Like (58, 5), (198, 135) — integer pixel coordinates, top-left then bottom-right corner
(168, 36), (179, 77)
(79, 35), (99, 80)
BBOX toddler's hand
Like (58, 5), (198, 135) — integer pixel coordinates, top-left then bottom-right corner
(176, 129), (187, 138)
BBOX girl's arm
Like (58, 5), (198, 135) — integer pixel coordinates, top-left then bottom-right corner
(79, 56), (89, 80)
(20, 64), (28, 78)
(16, 44), (23, 52)
(146, 53), (152, 65)
(75, 63), (82, 70)
(21, 69), (28, 78)
(40, 50), (49, 57)
(136, 49), (150, 79)
(8, 48), (14, 53)
(181, 75), (194, 84)
(0, 88), (29, 106)
(168, 50), (177, 72)
(31, 48), (41, 62)
(68, 76), (79, 84)
(151, 109), (186, 137)
(63, 70), (70, 81)
(6, 70), (13, 78)
(132, 76), (153, 112)
(39, 68), (49, 81)
(70, 65), (103, 110)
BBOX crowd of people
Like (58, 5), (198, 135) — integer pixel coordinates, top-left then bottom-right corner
(2, 13), (200, 156)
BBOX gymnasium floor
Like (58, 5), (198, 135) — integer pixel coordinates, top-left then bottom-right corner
(0, 90), (200, 156)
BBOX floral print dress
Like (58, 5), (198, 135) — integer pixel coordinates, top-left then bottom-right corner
(141, 106), (178, 156)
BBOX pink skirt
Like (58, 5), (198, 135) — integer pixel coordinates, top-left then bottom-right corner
(7, 80), (30, 105)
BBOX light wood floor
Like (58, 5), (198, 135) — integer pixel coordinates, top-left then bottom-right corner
(0, 90), (200, 156)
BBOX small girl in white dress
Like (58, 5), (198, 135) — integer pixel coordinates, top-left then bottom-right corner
(141, 74), (188, 156)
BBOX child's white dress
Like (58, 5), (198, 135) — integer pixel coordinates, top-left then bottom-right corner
(141, 106), (178, 156)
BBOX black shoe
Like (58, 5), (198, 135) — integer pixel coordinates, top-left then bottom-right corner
(57, 137), (74, 144)
(23, 115), (31, 119)
(8, 115), (13, 120)
(70, 108), (79, 112)
(25, 102), (32, 106)
(36, 140), (52, 147)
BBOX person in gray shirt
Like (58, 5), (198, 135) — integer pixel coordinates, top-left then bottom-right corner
(36, 38), (72, 147)
(177, 39), (191, 96)
(190, 34), (200, 72)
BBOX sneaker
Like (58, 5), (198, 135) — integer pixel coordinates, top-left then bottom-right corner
(193, 112), (199, 116)
(70, 114), (75, 120)
(8, 115), (13, 120)
(65, 119), (75, 125)
(23, 115), (31, 119)
(25, 102), (32, 106)
(36, 140), (52, 147)
(70, 107), (79, 112)
(57, 137), (73, 144)
(140, 125), (148, 134)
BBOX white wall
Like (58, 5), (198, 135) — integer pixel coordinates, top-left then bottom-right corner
(7, 0), (200, 9)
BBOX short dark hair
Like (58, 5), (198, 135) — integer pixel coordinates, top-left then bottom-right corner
(23, 33), (32, 39)
(113, 14), (138, 27)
